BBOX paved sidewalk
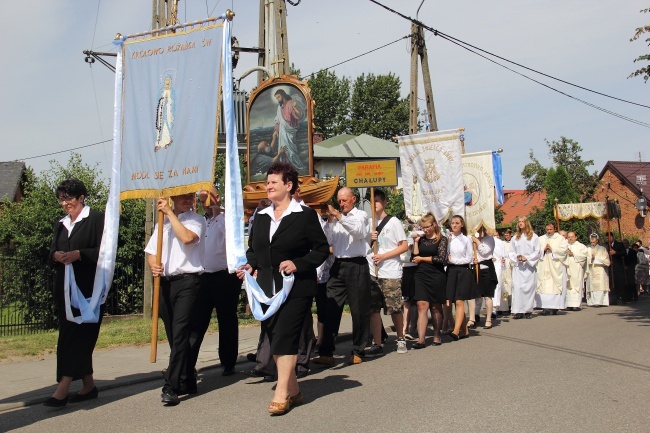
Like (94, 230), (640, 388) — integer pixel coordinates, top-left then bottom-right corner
(0, 314), (356, 413)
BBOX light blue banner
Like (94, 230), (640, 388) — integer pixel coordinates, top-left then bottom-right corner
(120, 24), (223, 198)
(492, 151), (504, 205)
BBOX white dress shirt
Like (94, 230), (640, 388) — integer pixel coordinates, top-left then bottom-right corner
(328, 206), (370, 258)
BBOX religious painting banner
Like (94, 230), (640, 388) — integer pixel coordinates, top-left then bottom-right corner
(397, 129), (464, 223)
(120, 23), (223, 198)
(462, 151), (496, 233)
(555, 202), (607, 220)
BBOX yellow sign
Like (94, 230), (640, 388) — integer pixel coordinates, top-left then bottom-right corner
(345, 159), (398, 187)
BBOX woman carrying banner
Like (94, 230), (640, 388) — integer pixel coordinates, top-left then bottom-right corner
(45, 178), (104, 407)
(445, 215), (478, 340)
(237, 162), (328, 415)
(411, 212), (447, 348)
(509, 216), (541, 319)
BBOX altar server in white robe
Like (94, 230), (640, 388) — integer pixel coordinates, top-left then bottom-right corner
(586, 233), (610, 306)
(535, 223), (568, 315)
(509, 217), (541, 319)
(499, 229), (514, 313)
(492, 231), (507, 314)
(565, 232), (588, 310)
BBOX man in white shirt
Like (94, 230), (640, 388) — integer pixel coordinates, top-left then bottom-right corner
(367, 190), (408, 356)
(313, 187), (371, 366)
(536, 223), (568, 315)
(145, 193), (205, 405)
(188, 188), (242, 379)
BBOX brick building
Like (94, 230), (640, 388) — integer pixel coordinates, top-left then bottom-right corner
(593, 161), (650, 243)
(499, 189), (547, 229)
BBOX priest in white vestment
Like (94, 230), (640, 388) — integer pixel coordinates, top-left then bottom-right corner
(586, 233), (610, 306)
(509, 217), (541, 319)
(535, 223), (568, 314)
(565, 232), (588, 310)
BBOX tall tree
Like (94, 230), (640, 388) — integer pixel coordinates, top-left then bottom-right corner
(521, 136), (599, 201)
(349, 73), (410, 140)
(308, 70), (351, 139)
(629, 7), (650, 82)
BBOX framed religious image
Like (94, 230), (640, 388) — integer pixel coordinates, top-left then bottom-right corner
(246, 76), (314, 183)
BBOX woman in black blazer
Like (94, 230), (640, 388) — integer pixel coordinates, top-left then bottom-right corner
(45, 178), (105, 407)
(238, 162), (328, 415)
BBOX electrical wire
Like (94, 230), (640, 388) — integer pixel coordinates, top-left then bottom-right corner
(90, 0), (101, 49)
(16, 140), (113, 161)
(210, 0), (223, 17)
(367, 0), (650, 115)
(300, 34), (413, 79)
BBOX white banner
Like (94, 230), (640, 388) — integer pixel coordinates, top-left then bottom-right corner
(462, 151), (495, 234)
(556, 202), (607, 220)
(397, 129), (464, 223)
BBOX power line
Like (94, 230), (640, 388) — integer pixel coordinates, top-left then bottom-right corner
(300, 34), (412, 79)
(367, 0), (650, 115)
(90, 0), (101, 49)
(16, 140), (112, 161)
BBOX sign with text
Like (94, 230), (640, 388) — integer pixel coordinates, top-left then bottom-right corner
(345, 159), (398, 188)
(120, 23), (223, 199)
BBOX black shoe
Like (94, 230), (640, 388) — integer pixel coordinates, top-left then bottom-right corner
(222, 367), (235, 377)
(551, 309), (558, 315)
(524, 313), (533, 319)
(449, 332), (460, 341)
(513, 313), (523, 320)
(43, 396), (68, 408)
(412, 342), (427, 349)
(246, 353), (256, 363)
(69, 386), (98, 403)
(240, 369), (274, 381)
(161, 386), (180, 405)
(296, 369), (309, 379)
(540, 309), (550, 316)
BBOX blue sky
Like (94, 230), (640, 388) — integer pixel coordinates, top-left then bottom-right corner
(1, 0), (648, 189)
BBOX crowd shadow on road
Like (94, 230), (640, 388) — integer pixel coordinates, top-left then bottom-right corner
(298, 374), (362, 405)
(595, 296), (650, 326)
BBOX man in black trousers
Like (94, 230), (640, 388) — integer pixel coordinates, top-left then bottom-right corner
(189, 188), (242, 378)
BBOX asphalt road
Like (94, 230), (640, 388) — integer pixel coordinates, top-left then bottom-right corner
(1, 299), (648, 433)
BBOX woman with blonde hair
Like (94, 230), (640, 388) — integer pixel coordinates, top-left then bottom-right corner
(411, 213), (448, 348)
(508, 216), (541, 319)
(445, 215), (478, 340)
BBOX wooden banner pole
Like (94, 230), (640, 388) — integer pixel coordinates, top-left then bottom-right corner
(371, 187), (378, 277)
(605, 196), (614, 291)
(150, 208), (164, 363)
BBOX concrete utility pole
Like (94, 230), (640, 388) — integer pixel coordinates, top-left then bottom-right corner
(143, 0), (179, 318)
(409, 2), (437, 134)
(257, 0), (291, 83)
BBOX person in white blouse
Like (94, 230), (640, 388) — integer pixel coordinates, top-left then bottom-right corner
(445, 215), (479, 340)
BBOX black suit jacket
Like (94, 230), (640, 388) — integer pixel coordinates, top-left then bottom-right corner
(607, 240), (626, 268)
(50, 209), (105, 301)
(246, 205), (328, 298)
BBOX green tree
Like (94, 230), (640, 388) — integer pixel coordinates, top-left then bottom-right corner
(349, 73), (410, 140)
(522, 136), (599, 201)
(629, 8), (650, 82)
(308, 70), (351, 139)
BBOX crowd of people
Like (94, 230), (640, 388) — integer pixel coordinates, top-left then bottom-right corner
(44, 172), (648, 415)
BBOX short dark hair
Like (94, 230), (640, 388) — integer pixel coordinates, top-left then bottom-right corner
(274, 89), (292, 101)
(374, 189), (387, 202)
(56, 178), (87, 200)
(267, 162), (299, 194)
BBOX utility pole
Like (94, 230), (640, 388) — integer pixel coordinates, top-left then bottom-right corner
(257, 0), (291, 84)
(409, 2), (437, 134)
(143, 0), (179, 318)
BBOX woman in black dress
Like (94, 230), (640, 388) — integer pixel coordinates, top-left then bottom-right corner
(411, 213), (448, 348)
(45, 178), (105, 407)
(237, 162), (328, 415)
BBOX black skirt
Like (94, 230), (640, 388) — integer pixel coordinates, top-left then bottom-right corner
(263, 295), (313, 355)
(446, 264), (479, 302)
(413, 264), (447, 304)
(56, 306), (105, 382)
(400, 265), (417, 300)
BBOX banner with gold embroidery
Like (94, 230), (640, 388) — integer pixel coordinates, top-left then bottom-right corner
(462, 151), (496, 233)
(120, 22), (223, 199)
(397, 129), (464, 223)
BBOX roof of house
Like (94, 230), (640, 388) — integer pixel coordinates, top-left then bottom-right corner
(0, 161), (26, 203)
(314, 133), (399, 159)
(599, 161), (650, 197)
(500, 189), (547, 224)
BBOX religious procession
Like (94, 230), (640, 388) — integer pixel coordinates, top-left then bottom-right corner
(4, 2), (649, 429)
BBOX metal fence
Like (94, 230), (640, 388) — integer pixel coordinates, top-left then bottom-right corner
(0, 253), (144, 336)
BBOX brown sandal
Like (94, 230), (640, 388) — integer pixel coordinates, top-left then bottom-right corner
(268, 397), (291, 415)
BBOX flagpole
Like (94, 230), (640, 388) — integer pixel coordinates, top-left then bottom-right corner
(150, 209), (164, 363)
(605, 196), (614, 292)
(554, 198), (560, 231)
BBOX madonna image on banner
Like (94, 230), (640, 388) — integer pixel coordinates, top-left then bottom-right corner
(248, 82), (309, 182)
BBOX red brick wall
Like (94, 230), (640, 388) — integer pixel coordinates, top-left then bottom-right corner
(594, 168), (649, 243)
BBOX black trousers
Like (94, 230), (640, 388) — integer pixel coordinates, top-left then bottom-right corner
(159, 274), (200, 392)
(320, 258), (371, 357)
(253, 309), (315, 376)
(189, 270), (242, 371)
